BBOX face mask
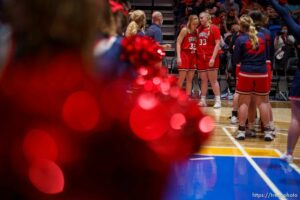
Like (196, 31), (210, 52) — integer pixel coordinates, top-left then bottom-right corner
(282, 30), (287, 33)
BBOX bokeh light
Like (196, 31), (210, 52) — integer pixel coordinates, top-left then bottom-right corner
(199, 116), (215, 133)
(23, 129), (58, 162)
(130, 104), (169, 141)
(138, 93), (158, 110)
(138, 67), (148, 76)
(29, 159), (64, 194)
(62, 91), (100, 132)
(170, 113), (186, 130)
(152, 77), (161, 85)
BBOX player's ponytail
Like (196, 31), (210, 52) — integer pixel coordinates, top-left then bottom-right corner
(240, 15), (258, 50)
(125, 10), (146, 37)
(249, 25), (258, 50)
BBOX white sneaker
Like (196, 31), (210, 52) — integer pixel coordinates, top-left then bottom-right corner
(213, 100), (221, 109)
(235, 130), (246, 140)
(264, 130), (274, 141)
(230, 116), (238, 124)
(280, 153), (293, 163)
(198, 99), (207, 107)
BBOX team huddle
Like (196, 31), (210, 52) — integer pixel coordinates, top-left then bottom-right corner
(177, 11), (275, 141)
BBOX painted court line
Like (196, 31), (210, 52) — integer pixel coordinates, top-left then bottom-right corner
(199, 146), (280, 158)
(222, 127), (287, 200)
(190, 157), (214, 161)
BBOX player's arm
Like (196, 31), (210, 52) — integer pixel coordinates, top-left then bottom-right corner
(176, 27), (188, 66)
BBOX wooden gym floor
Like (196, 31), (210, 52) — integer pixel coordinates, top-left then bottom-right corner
(195, 100), (300, 168)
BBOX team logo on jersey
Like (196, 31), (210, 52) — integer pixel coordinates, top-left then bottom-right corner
(188, 37), (197, 43)
(198, 32), (208, 39)
(245, 38), (265, 55)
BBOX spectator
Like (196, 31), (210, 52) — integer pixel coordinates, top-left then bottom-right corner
(274, 25), (296, 60)
(220, 0), (240, 14)
(203, 0), (219, 17)
(266, 5), (281, 26)
(225, 8), (240, 34)
(146, 11), (171, 50)
(240, 1), (263, 15)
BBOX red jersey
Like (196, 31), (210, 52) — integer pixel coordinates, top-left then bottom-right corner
(181, 31), (197, 53)
(196, 24), (221, 56)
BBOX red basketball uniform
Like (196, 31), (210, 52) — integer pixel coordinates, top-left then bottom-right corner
(234, 33), (269, 95)
(178, 31), (197, 70)
(196, 24), (221, 71)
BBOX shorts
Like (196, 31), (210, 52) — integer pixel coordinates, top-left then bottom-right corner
(289, 69), (300, 100)
(197, 54), (220, 72)
(236, 72), (270, 95)
(177, 50), (197, 70)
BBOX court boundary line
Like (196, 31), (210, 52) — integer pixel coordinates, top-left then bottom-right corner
(190, 157), (214, 161)
(202, 145), (282, 151)
(222, 127), (287, 200)
(215, 124), (289, 135)
(194, 153), (281, 159)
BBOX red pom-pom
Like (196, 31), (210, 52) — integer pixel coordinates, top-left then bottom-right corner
(121, 35), (165, 69)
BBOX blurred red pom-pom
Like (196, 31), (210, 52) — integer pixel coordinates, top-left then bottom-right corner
(121, 35), (165, 68)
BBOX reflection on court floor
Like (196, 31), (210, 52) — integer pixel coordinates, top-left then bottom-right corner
(165, 147), (300, 200)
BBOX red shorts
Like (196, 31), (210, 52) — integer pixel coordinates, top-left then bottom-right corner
(266, 60), (272, 90)
(177, 50), (197, 70)
(236, 72), (270, 95)
(196, 54), (219, 72)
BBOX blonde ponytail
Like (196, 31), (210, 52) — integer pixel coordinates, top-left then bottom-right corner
(249, 25), (258, 50)
(240, 15), (259, 50)
(125, 10), (146, 37)
(125, 21), (138, 37)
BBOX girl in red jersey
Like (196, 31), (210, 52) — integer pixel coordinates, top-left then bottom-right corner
(176, 15), (199, 95)
(196, 11), (222, 108)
